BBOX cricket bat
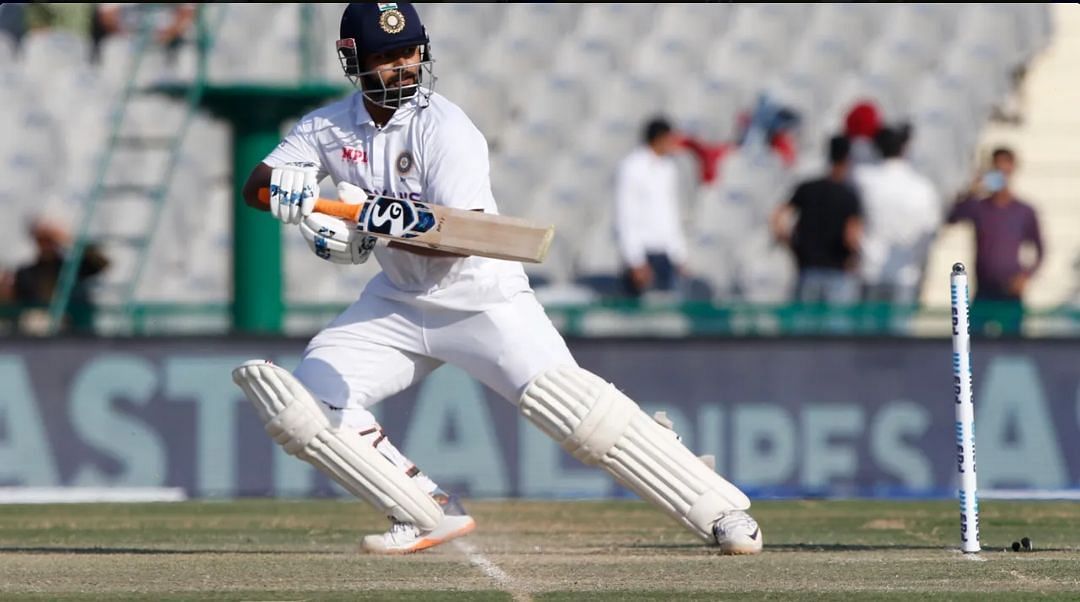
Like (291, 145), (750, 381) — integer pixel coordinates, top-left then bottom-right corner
(257, 187), (554, 263)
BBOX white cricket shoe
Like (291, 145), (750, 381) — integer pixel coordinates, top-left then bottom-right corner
(361, 492), (476, 555)
(712, 510), (763, 555)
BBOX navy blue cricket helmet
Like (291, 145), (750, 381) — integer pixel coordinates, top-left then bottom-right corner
(337, 3), (435, 109)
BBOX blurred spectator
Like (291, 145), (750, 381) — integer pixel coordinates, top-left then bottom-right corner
(679, 136), (730, 186)
(853, 125), (940, 308)
(736, 94), (800, 168)
(681, 95), (799, 189)
(90, 3), (196, 64)
(770, 135), (863, 305)
(614, 116), (689, 299)
(0, 268), (14, 334)
(0, 268), (12, 302)
(12, 213), (109, 335)
(844, 100), (883, 168)
(947, 147), (1043, 336)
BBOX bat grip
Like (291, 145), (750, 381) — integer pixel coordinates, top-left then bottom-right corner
(256, 187), (363, 222)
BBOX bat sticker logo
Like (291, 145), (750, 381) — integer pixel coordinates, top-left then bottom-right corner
(366, 198), (418, 236)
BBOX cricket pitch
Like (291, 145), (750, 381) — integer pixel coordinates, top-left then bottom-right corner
(2, 499), (1079, 600)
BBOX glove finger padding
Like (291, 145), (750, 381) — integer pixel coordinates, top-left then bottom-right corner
(298, 168), (318, 224)
(269, 168), (284, 221)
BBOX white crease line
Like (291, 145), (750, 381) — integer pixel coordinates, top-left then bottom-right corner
(453, 539), (531, 602)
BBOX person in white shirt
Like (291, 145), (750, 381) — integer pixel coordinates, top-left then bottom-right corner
(852, 125), (941, 309)
(614, 117), (689, 298)
(232, 3), (762, 556)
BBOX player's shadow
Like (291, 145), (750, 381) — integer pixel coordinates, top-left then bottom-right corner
(0, 546), (343, 555)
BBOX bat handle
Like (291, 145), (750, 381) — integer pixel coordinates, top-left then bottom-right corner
(313, 199), (363, 222)
(257, 187), (363, 222)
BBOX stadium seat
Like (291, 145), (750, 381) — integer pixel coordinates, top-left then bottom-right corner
(569, 186), (619, 264)
(550, 37), (617, 81)
(500, 3), (575, 46)
(667, 77), (743, 142)
(586, 72), (668, 128)
(487, 33), (553, 91)
(957, 4), (1027, 70)
(886, 4), (957, 63)
(632, 34), (705, 90)
(489, 152), (543, 219)
(421, 3), (504, 42)
(438, 71), (512, 143)
(498, 120), (565, 168)
(706, 37), (777, 111)
(513, 74), (589, 127)
(575, 4), (656, 57)
(573, 123), (635, 182)
(804, 3), (877, 58)
(851, 40), (930, 118)
(723, 5), (800, 70)
(653, 3), (734, 46)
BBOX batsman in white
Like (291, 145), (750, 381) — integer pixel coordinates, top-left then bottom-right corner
(234, 2), (763, 555)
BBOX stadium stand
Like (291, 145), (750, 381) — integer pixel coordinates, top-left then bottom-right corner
(0, 3), (1063, 320)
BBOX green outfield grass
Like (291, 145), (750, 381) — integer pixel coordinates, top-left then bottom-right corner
(1, 499), (1078, 600)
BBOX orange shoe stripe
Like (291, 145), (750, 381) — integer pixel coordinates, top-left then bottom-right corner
(406, 520), (477, 554)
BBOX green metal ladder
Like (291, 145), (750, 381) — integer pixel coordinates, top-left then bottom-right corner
(48, 4), (328, 335)
(47, 5), (225, 335)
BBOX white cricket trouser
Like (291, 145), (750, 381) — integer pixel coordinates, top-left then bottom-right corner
(294, 289), (577, 431)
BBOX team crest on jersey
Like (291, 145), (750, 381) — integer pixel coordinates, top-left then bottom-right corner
(396, 151), (414, 175)
(379, 7), (406, 34)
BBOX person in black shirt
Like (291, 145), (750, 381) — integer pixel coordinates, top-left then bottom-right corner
(770, 136), (863, 304)
(12, 215), (109, 334)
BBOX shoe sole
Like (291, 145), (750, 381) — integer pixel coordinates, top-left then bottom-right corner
(719, 545), (763, 555)
(362, 517), (477, 555)
(718, 537), (764, 555)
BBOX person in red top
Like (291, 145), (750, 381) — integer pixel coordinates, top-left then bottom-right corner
(844, 100), (883, 167)
(947, 147), (1044, 336)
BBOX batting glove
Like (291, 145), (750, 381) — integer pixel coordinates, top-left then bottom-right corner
(269, 162), (318, 225)
(298, 180), (378, 265)
(300, 213), (377, 264)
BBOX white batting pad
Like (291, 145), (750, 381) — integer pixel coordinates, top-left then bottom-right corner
(519, 365), (750, 542)
(232, 360), (442, 530)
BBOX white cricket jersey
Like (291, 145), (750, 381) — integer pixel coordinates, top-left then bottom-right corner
(613, 146), (688, 268)
(263, 90), (530, 311)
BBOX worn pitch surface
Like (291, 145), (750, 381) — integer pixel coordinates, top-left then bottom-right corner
(1, 499), (1078, 600)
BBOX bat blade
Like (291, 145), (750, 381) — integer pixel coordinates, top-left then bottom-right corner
(257, 187), (552, 263)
